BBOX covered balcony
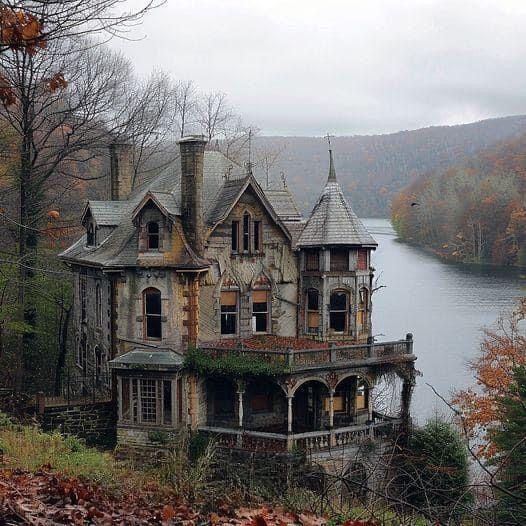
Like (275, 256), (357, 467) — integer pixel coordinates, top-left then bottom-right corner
(198, 374), (403, 454)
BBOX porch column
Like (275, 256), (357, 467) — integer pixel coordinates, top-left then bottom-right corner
(329, 389), (336, 447)
(237, 389), (244, 428)
(287, 394), (294, 451)
(287, 395), (294, 434)
(328, 389), (335, 428)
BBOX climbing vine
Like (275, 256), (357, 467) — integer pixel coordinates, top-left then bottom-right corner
(184, 348), (287, 379)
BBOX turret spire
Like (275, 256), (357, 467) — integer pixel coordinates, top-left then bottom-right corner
(326, 133), (337, 182)
(328, 148), (337, 182)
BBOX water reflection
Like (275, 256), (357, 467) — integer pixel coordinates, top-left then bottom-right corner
(365, 218), (526, 423)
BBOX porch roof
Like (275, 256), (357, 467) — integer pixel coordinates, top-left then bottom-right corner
(109, 349), (183, 371)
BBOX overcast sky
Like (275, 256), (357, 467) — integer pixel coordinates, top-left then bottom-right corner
(114, 0), (526, 136)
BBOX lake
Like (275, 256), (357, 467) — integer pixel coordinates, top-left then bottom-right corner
(365, 218), (526, 423)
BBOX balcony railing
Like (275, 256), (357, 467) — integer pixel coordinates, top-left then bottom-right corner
(199, 335), (414, 371)
(199, 417), (402, 454)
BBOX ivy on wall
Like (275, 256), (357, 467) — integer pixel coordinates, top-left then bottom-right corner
(184, 348), (287, 379)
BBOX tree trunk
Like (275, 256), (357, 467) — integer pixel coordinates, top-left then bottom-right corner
(54, 303), (72, 396)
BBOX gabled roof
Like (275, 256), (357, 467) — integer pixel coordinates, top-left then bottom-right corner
(131, 191), (180, 221)
(60, 150), (303, 268)
(206, 174), (292, 242)
(297, 151), (377, 248)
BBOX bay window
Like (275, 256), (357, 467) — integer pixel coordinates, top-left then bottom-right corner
(119, 377), (174, 426)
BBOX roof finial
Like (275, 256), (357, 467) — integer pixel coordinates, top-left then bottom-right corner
(326, 133), (336, 182)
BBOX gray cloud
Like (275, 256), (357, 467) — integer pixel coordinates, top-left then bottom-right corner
(114, 0), (526, 135)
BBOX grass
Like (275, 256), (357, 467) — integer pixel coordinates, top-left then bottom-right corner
(0, 413), (144, 491)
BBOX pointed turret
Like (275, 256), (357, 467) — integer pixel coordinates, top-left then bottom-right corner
(297, 150), (377, 248)
(328, 149), (337, 182)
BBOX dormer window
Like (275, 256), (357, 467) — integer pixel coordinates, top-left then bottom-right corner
(86, 223), (95, 246)
(147, 222), (160, 250)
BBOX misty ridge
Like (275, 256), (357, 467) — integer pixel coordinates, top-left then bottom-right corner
(252, 114), (526, 217)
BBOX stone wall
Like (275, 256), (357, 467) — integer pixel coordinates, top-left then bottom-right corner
(40, 401), (116, 448)
(201, 187), (299, 341)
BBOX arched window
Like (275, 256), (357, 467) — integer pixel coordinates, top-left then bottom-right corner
(95, 283), (102, 327)
(143, 288), (162, 340)
(329, 290), (349, 333)
(242, 212), (251, 252)
(95, 346), (102, 383)
(147, 222), (160, 250)
(306, 288), (320, 334)
(86, 223), (95, 246)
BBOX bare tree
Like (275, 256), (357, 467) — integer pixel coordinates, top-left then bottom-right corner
(196, 91), (233, 143)
(175, 79), (196, 137)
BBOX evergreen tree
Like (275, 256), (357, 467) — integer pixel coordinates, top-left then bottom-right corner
(491, 366), (526, 525)
(400, 418), (472, 522)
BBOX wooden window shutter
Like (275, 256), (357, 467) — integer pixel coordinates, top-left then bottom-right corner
(252, 290), (268, 303)
(221, 291), (238, 306)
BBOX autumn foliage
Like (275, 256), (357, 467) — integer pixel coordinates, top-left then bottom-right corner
(391, 134), (526, 266)
(453, 298), (526, 458)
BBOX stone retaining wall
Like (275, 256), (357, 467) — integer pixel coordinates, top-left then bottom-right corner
(40, 401), (116, 448)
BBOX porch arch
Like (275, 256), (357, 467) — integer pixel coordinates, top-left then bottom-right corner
(290, 376), (330, 397)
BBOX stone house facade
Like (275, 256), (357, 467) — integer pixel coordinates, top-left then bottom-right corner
(60, 136), (416, 466)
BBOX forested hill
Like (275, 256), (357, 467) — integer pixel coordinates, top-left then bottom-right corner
(255, 115), (526, 217)
(391, 133), (526, 267)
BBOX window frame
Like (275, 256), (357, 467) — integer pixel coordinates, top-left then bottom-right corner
(95, 283), (102, 328)
(329, 290), (349, 333)
(306, 288), (320, 334)
(252, 289), (270, 334)
(118, 376), (176, 427)
(146, 221), (160, 251)
(231, 221), (240, 253)
(86, 223), (95, 246)
(305, 249), (320, 271)
(220, 289), (239, 336)
(242, 212), (251, 252)
(330, 248), (349, 272)
(253, 220), (262, 252)
(143, 288), (162, 341)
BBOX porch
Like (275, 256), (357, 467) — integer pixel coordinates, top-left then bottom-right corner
(200, 372), (401, 453)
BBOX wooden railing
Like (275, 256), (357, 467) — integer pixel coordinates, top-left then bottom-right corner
(199, 335), (414, 371)
(199, 418), (402, 454)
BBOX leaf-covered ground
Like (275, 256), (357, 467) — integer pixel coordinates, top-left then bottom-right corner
(0, 467), (338, 525)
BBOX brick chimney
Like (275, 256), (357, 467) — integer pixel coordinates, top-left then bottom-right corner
(109, 142), (133, 201)
(178, 135), (207, 256)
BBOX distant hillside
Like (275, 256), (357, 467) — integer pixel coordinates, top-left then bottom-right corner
(391, 133), (526, 267)
(254, 115), (526, 217)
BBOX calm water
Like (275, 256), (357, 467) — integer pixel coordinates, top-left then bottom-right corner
(364, 218), (526, 422)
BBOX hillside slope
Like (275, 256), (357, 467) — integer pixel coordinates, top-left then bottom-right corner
(391, 133), (526, 266)
(254, 115), (526, 217)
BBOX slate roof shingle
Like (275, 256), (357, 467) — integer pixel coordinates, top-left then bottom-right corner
(297, 152), (377, 248)
(60, 150), (303, 267)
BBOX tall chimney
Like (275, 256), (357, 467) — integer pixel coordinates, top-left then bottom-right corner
(109, 142), (133, 201)
(178, 135), (207, 256)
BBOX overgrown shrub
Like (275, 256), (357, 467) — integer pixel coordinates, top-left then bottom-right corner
(398, 418), (472, 522)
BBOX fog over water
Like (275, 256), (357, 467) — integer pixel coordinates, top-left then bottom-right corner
(365, 218), (526, 423)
